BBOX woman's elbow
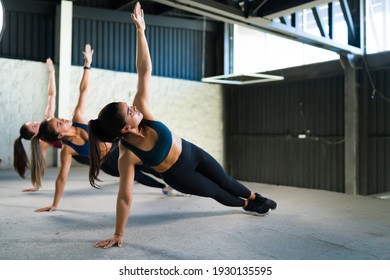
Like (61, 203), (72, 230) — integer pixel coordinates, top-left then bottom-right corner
(55, 176), (67, 186)
(137, 64), (152, 75)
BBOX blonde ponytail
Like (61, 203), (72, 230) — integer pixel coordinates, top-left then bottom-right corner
(30, 137), (46, 188)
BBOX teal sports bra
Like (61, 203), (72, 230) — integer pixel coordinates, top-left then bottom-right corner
(62, 122), (89, 157)
(120, 119), (172, 167)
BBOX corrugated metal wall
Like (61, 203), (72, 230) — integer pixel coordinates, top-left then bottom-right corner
(0, 1), (222, 81)
(72, 6), (219, 80)
(360, 66), (390, 195)
(224, 54), (390, 195)
(224, 74), (345, 192)
(0, 0), (56, 61)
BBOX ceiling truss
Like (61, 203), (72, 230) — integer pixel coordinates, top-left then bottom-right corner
(151, 0), (364, 55)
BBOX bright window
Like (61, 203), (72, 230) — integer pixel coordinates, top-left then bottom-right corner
(233, 25), (338, 74)
(366, 0), (390, 54)
(233, 2), (343, 73)
(233, 0), (390, 73)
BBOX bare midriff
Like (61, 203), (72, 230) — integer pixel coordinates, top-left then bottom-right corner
(152, 133), (182, 173)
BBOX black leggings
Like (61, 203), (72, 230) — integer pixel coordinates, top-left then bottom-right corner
(73, 150), (165, 189)
(134, 165), (165, 189)
(160, 139), (251, 207)
(100, 147), (165, 188)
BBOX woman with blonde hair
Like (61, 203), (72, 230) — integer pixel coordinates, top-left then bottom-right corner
(31, 44), (94, 211)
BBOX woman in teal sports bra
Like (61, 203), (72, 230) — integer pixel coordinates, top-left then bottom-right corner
(88, 2), (277, 249)
(30, 43), (95, 212)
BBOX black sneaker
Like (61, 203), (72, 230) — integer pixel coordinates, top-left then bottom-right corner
(243, 199), (270, 216)
(254, 193), (277, 210)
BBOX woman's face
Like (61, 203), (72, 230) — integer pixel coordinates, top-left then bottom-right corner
(25, 121), (41, 136)
(120, 102), (143, 130)
(47, 118), (73, 138)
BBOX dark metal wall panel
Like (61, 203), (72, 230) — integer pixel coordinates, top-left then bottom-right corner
(0, 0), (56, 61)
(72, 6), (220, 80)
(360, 67), (390, 195)
(224, 73), (346, 192)
(226, 77), (345, 137)
(0, 2), (221, 81)
(229, 135), (344, 192)
(225, 53), (390, 195)
(72, 17), (136, 73)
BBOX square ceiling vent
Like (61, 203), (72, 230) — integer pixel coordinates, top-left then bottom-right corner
(201, 73), (284, 85)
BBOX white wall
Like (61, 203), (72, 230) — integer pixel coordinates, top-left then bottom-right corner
(0, 58), (224, 173)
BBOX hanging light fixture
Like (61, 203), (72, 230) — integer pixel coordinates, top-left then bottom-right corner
(202, 73), (284, 85)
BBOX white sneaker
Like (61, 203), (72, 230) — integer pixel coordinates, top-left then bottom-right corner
(162, 186), (191, 197)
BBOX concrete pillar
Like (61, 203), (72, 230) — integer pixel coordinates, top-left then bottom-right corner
(56, 0), (73, 166)
(341, 53), (358, 195)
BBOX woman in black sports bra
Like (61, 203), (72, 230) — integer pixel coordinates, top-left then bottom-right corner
(88, 2), (277, 249)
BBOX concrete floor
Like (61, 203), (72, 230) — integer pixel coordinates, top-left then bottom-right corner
(0, 167), (389, 260)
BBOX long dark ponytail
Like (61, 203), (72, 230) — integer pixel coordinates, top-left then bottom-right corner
(88, 102), (126, 188)
(13, 124), (35, 178)
(88, 119), (104, 188)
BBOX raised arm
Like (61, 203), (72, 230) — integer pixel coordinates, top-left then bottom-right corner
(73, 44), (94, 123)
(44, 58), (56, 119)
(131, 2), (153, 120)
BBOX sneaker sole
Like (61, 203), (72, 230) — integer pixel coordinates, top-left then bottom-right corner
(242, 208), (271, 216)
(162, 189), (191, 197)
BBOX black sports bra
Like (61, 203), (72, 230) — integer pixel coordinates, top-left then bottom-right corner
(120, 119), (172, 166)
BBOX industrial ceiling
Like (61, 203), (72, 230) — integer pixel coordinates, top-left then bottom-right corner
(24, 0), (364, 55)
(109, 0), (363, 55)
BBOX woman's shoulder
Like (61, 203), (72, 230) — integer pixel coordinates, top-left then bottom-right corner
(72, 114), (87, 126)
(72, 121), (88, 126)
(60, 143), (79, 156)
(72, 122), (89, 132)
(119, 143), (142, 164)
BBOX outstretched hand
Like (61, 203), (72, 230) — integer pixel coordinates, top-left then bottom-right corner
(83, 44), (94, 67)
(22, 186), (39, 192)
(131, 2), (145, 31)
(35, 205), (57, 212)
(95, 235), (123, 249)
(46, 58), (54, 72)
